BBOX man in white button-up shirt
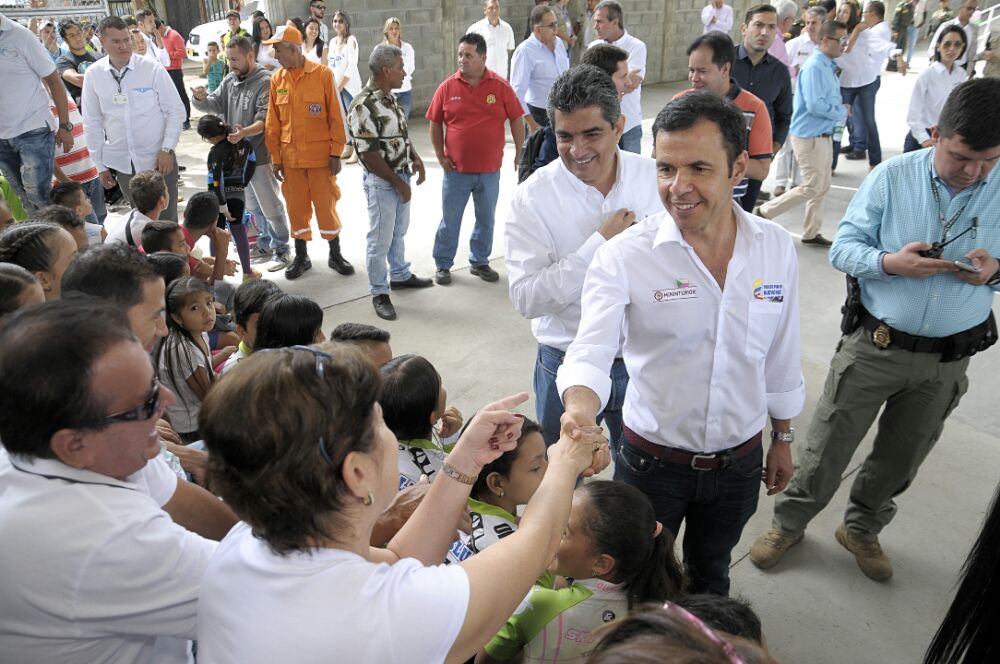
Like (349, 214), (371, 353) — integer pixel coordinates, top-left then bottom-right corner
(510, 5), (570, 131)
(590, 1), (646, 153)
(557, 91), (804, 595)
(506, 65), (662, 452)
(82, 16), (184, 222)
(0, 300), (218, 664)
(467, 0), (517, 79)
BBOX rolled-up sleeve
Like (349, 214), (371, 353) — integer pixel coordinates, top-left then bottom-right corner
(556, 242), (629, 410)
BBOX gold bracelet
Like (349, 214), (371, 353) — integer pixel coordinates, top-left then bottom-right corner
(440, 462), (477, 485)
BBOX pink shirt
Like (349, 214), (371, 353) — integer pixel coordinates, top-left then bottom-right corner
(768, 33), (790, 67)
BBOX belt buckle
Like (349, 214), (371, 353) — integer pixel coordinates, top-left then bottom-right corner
(690, 453), (716, 471)
(872, 324), (892, 349)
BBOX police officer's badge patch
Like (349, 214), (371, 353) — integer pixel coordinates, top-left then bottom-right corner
(486, 93), (496, 104)
(308, 103), (322, 116)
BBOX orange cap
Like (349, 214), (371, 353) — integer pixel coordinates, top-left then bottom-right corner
(262, 25), (303, 46)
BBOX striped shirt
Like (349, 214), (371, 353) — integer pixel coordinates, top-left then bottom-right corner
(49, 99), (98, 184)
(830, 148), (1000, 337)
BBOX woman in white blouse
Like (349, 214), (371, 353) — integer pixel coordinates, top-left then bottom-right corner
(329, 11), (362, 160)
(252, 17), (280, 71)
(383, 16), (415, 119)
(905, 24), (968, 152)
(302, 17), (327, 64)
(194, 345), (608, 664)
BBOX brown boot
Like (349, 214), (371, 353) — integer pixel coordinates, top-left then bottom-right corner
(750, 528), (804, 569)
(835, 523), (893, 581)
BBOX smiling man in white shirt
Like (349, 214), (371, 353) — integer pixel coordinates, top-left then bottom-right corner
(82, 16), (184, 222)
(557, 91), (804, 595)
(505, 65), (661, 453)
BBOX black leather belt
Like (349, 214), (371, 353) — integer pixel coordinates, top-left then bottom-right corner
(859, 308), (990, 354)
(623, 426), (762, 471)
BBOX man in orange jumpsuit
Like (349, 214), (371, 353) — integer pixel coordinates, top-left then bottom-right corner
(263, 25), (354, 280)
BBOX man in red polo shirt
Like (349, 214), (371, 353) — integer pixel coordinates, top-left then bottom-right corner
(156, 19), (191, 130)
(675, 31), (773, 204)
(427, 32), (525, 285)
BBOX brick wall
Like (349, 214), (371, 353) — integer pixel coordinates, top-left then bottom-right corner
(268, 0), (765, 113)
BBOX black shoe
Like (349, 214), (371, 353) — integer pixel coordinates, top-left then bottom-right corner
(802, 234), (833, 247)
(178, 165), (187, 172)
(434, 268), (452, 285)
(845, 150), (867, 160)
(328, 253), (354, 275)
(373, 294), (396, 320)
(839, 144), (854, 154)
(469, 264), (500, 282)
(327, 237), (355, 275)
(390, 274), (433, 289)
(182, 121), (191, 131)
(756, 191), (772, 202)
(285, 254), (312, 279)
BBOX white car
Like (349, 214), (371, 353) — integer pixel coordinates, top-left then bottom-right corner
(185, 0), (271, 63)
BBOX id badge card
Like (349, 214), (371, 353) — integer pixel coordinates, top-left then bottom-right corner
(112, 93), (128, 105)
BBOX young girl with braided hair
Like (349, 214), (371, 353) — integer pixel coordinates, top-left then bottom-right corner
(0, 222), (78, 300)
(0, 263), (44, 320)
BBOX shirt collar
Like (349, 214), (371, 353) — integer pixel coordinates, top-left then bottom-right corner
(606, 29), (630, 46)
(737, 44), (772, 66)
(0, 13), (11, 33)
(726, 77), (743, 100)
(653, 203), (764, 249)
(450, 67), (498, 85)
(466, 497), (517, 523)
(302, 59), (320, 74)
(238, 340), (253, 356)
(7, 453), (142, 491)
(556, 148), (625, 198)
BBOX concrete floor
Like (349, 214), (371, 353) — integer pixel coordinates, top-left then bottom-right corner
(173, 52), (1000, 663)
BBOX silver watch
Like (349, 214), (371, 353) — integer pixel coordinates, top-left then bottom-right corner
(160, 147), (175, 155)
(770, 428), (795, 444)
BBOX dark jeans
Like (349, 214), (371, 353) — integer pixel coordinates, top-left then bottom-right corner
(527, 104), (550, 127)
(533, 343), (628, 455)
(615, 437), (764, 595)
(903, 130), (925, 153)
(839, 78), (881, 166)
(740, 178), (763, 211)
(167, 68), (191, 122)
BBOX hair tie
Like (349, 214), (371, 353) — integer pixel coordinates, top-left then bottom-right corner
(653, 520), (663, 538)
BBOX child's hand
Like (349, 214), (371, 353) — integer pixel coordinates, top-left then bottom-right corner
(438, 406), (464, 440)
(224, 259), (238, 276)
(213, 301), (226, 315)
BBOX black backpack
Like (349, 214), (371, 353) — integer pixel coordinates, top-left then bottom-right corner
(517, 126), (549, 184)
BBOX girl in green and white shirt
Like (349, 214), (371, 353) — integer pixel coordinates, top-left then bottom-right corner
(478, 481), (686, 663)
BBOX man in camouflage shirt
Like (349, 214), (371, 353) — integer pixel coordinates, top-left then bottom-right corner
(348, 44), (431, 321)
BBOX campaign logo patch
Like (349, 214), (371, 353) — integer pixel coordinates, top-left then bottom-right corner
(653, 279), (698, 302)
(308, 103), (322, 116)
(753, 278), (784, 302)
(486, 93), (496, 104)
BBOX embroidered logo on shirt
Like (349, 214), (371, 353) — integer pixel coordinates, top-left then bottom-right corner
(602, 610), (617, 622)
(753, 278), (784, 302)
(486, 93), (497, 104)
(131, 87), (153, 93)
(276, 87), (289, 94)
(308, 103), (322, 116)
(449, 95), (462, 101)
(653, 280), (698, 302)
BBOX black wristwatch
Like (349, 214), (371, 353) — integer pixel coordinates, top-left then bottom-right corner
(59, 121), (74, 133)
(987, 260), (1000, 286)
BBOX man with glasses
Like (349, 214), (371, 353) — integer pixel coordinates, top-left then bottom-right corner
(309, 0), (328, 43)
(929, 0), (979, 77)
(752, 79), (1000, 582)
(0, 300), (218, 662)
(511, 4), (570, 131)
(755, 20), (849, 247)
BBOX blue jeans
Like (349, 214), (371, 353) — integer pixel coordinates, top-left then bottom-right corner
(615, 437), (764, 595)
(433, 170), (501, 270)
(841, 78), (881, 165)
(395, 91), (412, 120)
(533, 344), (629, 455)
(340, 89), (354, 145)
(619, 125), (642, 154)
(0, 126), (55, 213)
(905, 25), (919, 65)
(364, 171), (412, 296)
(245, 165), (290, 254)
(82, 176), (107, 225)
